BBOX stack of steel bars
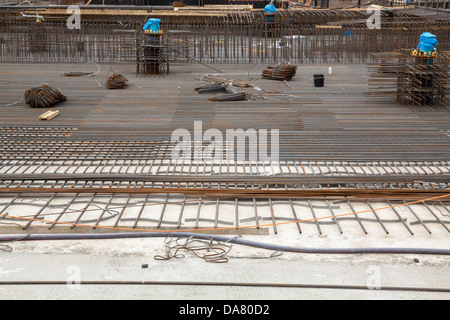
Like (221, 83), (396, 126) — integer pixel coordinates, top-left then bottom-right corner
(209, 85), (246, 102)
(262, 64), (298, 81)
(195, 82), (226, 94)
(106, 73), (128, 89)
(24, 84), (67, 108)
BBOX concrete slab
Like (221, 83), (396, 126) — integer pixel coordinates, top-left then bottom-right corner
(0, 243), (449, 300)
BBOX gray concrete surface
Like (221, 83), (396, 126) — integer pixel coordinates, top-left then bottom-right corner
(1, 238), (449, 300)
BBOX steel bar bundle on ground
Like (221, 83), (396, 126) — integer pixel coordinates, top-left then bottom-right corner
(106, 73), (128, 89)
(209, 85), (247, 102)
(195, 82), (226, 94)
(262, 64), (298, 81)
(23, 84), (67, 108)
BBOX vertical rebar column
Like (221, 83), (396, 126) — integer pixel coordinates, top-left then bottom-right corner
(137, 31), (168, 76)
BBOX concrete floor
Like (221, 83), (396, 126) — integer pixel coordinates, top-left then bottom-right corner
(0, 236), (449, 300)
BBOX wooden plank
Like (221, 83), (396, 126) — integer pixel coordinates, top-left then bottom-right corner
(315, 25), (343, 29)
(39, 110), (60, 121)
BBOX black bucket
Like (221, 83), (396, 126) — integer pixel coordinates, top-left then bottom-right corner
(314, 74), (325, 87)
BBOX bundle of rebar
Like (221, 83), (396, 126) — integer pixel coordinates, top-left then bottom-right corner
(172, 1), (187, 7)
(195, 82), (226, 94)
(106, 73), (128, 89)
(209, 85), (246, 102)
(63, 72), (93, 77)
(24, 84), (67, 108)
(201, 76), (252, 88)
(262, 64), (298, 81)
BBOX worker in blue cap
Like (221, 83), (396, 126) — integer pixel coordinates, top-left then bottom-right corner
(143, 18), (161, 34)
(415, 32), (438, 104)
(143, 18), (162, 42)
(264, 1), (277, 23)
(417, 32), (438, 55)
(414, 32), (438, 65)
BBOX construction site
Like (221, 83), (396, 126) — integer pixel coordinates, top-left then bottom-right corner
(0, 0), (449, 301)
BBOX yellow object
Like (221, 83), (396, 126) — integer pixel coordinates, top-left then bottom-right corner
(144, 30), (163, 35)
(412, 49), (437, 58)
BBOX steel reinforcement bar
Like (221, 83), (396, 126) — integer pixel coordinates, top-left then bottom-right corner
(0, 16), (448, 64)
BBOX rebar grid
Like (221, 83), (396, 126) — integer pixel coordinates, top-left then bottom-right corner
(0, 11), (448, 65)
(369, 50), (449, 109)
